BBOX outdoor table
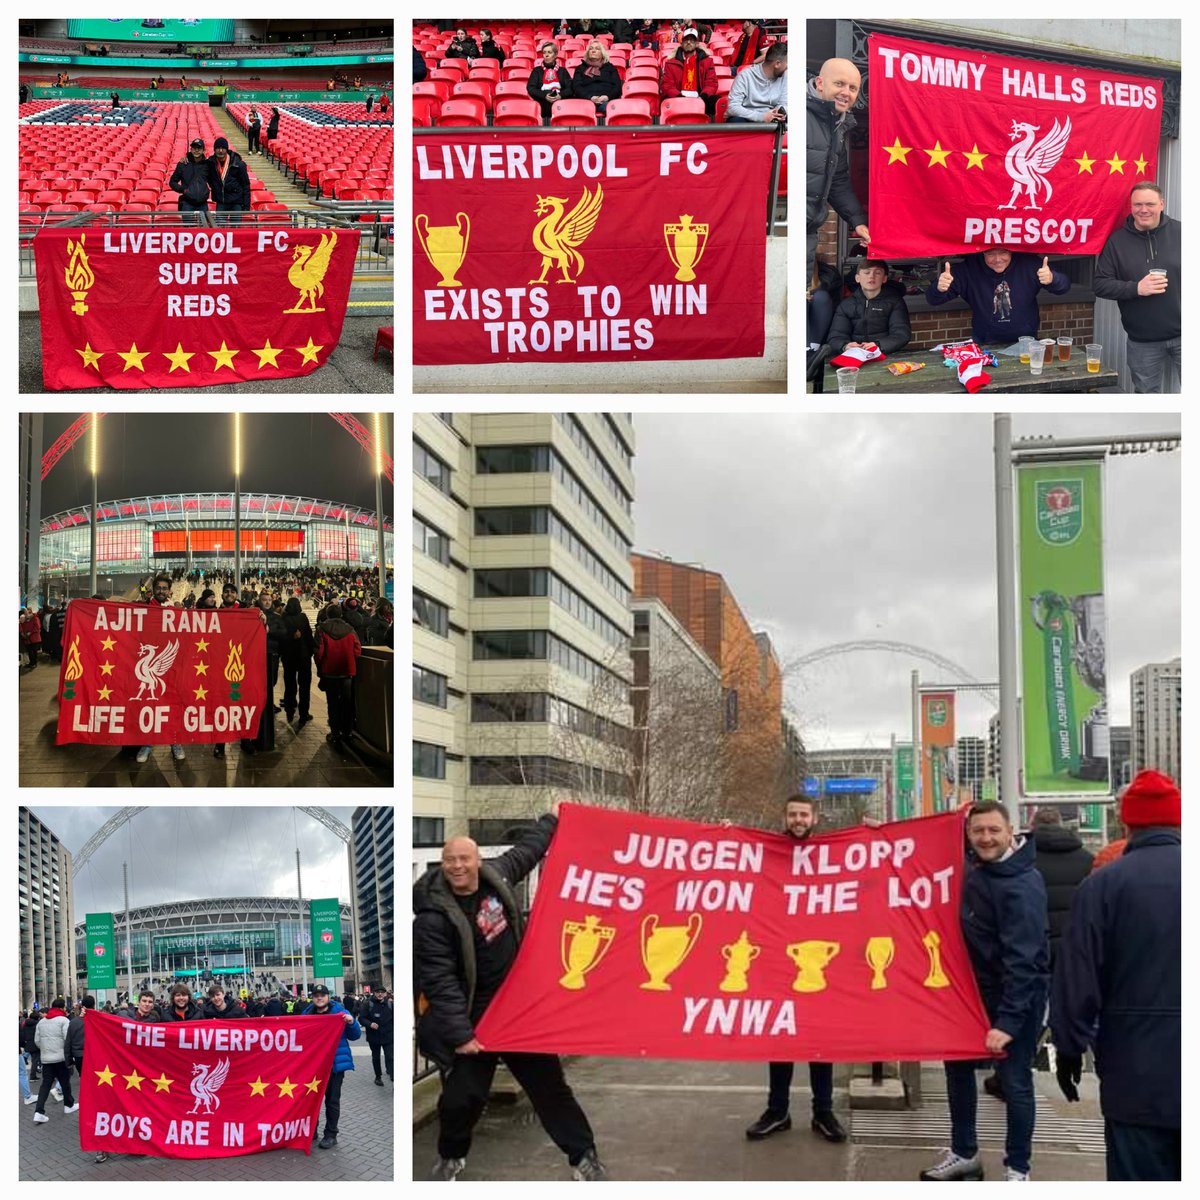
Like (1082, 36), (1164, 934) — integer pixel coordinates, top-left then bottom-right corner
(823, 349), (1120, 394)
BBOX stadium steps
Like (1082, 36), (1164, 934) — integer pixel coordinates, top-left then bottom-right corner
(210, 106), (317, 211)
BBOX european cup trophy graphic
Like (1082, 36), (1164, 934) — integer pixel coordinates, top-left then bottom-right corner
(639, 913), (702, 991)
(415, 211), (470, 287)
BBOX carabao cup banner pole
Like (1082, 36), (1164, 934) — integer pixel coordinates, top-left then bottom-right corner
(866, 32), (1163, 258)
(1017, 460), (1110, 795)
(34, 227), (359, 390)
(413, 128), (772, 365)
(86, 912), (118, 990)
(472, 804), (991, 1061)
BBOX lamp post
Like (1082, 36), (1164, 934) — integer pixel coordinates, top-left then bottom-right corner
(373, 412), (388, 604)
(233, 413), (242, 594)
(89, 412), (100, 596)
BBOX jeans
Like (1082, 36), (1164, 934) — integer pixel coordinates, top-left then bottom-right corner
(35, 1061), (74, 1113)
(806, 228), (820, 296)
(808, 288), (835, 346)
(19, 1052), (31, 1100)
(1125, 335), (1181, 393)
(1105, 1119), (1180, 1180)
(139, 744), (184, 756)
(766, 1060), (834, 1115)
(944, 1003), (1042, 1174)
(215, 205), (244, 226)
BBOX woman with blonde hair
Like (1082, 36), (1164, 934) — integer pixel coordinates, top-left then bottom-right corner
(571, 40), (622, 122)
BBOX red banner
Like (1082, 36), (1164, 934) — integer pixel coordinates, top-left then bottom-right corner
(56, 600), (266, 745)
(413, 128), (771, 364)
(79, 1011), (344, 1159)
(476, 805), (990, 1061)
(34, 226), (359, 390)
(868, 33), (1163, 257)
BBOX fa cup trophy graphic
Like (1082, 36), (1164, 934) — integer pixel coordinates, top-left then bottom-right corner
(718, 930), (761, 993)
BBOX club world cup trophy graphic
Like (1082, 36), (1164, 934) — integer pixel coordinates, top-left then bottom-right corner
(559, 914), (616, 991)
(865, 936), (895, 990)
(415, 211), (470, 287)
(639, 913), (702, 991)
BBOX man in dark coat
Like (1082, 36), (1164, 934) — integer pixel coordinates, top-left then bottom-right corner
(169, 138), (210, 222)
(1051, 770), (1180, 1180)
(827, 260), (911, 356)
(201, 984), (248, 1019)
(921, 802), (1049, 1181)
(207, 137), (251, 224)
(162, 983), (203, 1022)
(362, 990), (394, 1084)
(413, 46), (428, 82)
(659, 28), (718, 117)
(526, 42), (572, 123)
(413, 809), (607, 1181)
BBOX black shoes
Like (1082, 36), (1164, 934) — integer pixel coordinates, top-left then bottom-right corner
(745, 1110), (792, 1140)
(374, 1076), (383, 1086)
(811, 1110), (848, 1142)
(213, 744), (225, 758)
(318, 1132), (338, 1149)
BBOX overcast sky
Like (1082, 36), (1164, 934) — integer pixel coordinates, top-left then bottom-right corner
(30, 806), (366, 928)
(633, 412), (1181, 751)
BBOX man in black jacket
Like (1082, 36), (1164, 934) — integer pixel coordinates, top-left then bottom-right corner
(1093, 183), (1181, 393)
(363, 990), (394, 1084)
(169, 138), (211, 223)
(827, 260), (911, 357)
(207, 137), (251, 225)
(526, 42), (572, 123)
(414, 809), (607, 1181)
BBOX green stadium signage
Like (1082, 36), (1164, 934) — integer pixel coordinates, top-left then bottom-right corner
(21, 51), (393, 69)
(152, 929), (276, 955)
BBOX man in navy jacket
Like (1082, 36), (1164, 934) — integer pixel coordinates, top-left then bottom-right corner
(1051, 770), (1180, 1180)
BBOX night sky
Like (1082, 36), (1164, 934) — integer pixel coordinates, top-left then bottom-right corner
(32, 413), (394, 518)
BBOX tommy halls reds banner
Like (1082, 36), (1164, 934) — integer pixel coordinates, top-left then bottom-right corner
(79, 1011), (344, 1159)
(867, 33), (1163, 257)
(414, 129), (771, 364)
(56, 599), (266, 745)
(34, 226), (358, 390)
(476, 805), (990, 1061)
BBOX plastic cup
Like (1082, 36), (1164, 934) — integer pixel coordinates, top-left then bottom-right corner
(1030, 356), (1043, 377)
(1057, 336), (1072, 366)
(1086, 343), (1102, 374)
(1018, 336), (1033, 365)
(1041, 339), (1055, 365)
(836, 367), (858, 394)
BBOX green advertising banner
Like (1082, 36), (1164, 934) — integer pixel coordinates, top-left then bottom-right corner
(85, 912), (117, 989)
(981, 777), (997, 801)
(894, 744), (914, 819)
(309, 899), (343, 976)
(31, 86), (209, 101)
(1017, 461), (1110, 795)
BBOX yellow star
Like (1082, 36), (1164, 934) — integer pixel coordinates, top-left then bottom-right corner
(119, 343), (148, 372)
(304, 1076), (322, 1094)
(249, 1076), (270, 1097)
(295, 337), (324, 365)
(95, 1065), (116, 1087)
(882, 136), (912, 165)
(1074, 151), (1096, 175)
(961, 143), (988, 170)
(277, 1077), (298, 1099)
(207, 340), (239, 371)
(76, 342), (104, 370)
(253, 339), (284, 368)
(1105, 152), (1127, 175)
(194, 660), (209, 676)
(97, 684), (113, 701)
(196, 638), (210, 653)
(100, 661), (114, 676)
(163, 343), (195, 373)
(123, 1068), (146, 1091)
(923, 140), (952, 168)
(194, 684), (208, 700)
(1134, 153), (1149, 176)
(100, 635), (116, 652)
(152, 1073), (174, 1093)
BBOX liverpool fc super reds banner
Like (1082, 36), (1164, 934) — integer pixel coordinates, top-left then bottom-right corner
(34, 226), (358, 390)
(413, 129), (772, 364)
(79, 1012), (344, 1159)
(475, 805), (991, 1061)
(56, 599), (266, 745)
(867, 34), (1163, 258)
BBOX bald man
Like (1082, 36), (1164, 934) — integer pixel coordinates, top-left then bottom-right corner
(807, 57), (870, 301)
(414, 806), (607, 1181)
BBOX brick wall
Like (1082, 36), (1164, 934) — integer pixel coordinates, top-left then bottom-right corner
(907, 300), (1095, 351)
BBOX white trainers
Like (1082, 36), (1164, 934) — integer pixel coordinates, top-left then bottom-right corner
(64, 1103), (80, 1114)
(919, 1149), (984, 1180)
(172, 745), (186, 762)
(431, 1156), (466, 1180)
(51, 1090), (62, 1103)
(136, 746), (152, 763)
(1005, 1168), (1030, 1181)
(33, 1112), (49, 1123)
(23, 1096), (36, 1105)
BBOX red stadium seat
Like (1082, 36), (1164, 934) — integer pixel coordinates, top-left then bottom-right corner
(453, 80), (493, 112)
(779, 132), (787, 196)
(716, 76), (734, 96)
(715, 96), (729, 124)
(413, 96), (440, 126)
(33, 190), (63, 205)
(98, 189), (128, 206)
(438, 58), (470, 77)
(435, 98), (487, 127)
(626, 66), (659, 82)
(660, 97), (709, 125)
(551, 99), (598, 127)
(494, 81), (530, 99)
(64, 190), (94, 206)
(603, 98), (653, 126)
(493, 97), (542, 127)
(414, 80), (452, 105)
(429, 69), (461, 86)
(713, 65), (732, 78)
(503, 66), (532, 83)
(469, 62), (501, 80)
(621, 80), (660, 118)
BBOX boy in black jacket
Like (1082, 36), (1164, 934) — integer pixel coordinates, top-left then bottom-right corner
(828, 259), (911, 355)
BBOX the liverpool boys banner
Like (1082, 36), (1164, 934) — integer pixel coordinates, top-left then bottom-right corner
(414, 128), (771, 364)
(35, 226), (358, 390)
(1017, 460), (1110, 795)
(475, 805), (990, 1061)
(56, 599), (266, 745)
(79, 1012), (344, 1159)
(867, 34), (1163, 257)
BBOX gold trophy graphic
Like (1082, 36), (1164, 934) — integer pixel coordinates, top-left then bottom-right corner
(718, 929), (760, 993)
(864, 936), (895, 990)
(415, 211), (470, 287)
(922, 930), (951, 989)
(559, 914), (616, 991)
(787, 940), (840, 993)
(663, 214), (710, 282)
(639, 913), (702, 991)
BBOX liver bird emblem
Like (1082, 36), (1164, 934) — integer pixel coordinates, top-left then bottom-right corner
(999, 118), (1071, 212)
(284, 231), (338, 313)
(529, 185), (604, 285)
(131, 640), (180, 701)
(189, 1059), (230, 1115)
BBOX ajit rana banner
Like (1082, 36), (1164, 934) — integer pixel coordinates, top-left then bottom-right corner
(79, 1011), (344, 1159)
(867, 33), (1163, 257)
(56, 599), (266, 745)
(475, 805), (990, 1061)
(34, 226), (358, 390)
(413, 128), (772, 364)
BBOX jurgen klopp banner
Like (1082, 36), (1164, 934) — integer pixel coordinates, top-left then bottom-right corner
(475, 805), (990, 1061)
(56, 599), (266, 745)
(34, 226), (358, 390)
(867, 33), (1163, 257)
(413, 129), (772, 364)
(79, 1012), (344, 1159)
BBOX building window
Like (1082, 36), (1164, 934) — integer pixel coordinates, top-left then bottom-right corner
(413, 438), (452, 494)
(412, 514), (450, 566)
(413, 741), (446, 779)
(413, 589), (449, 637)
(471, 692), (549, 723)
(474, 506), (551, 536)
(474, 567), (549, 599)
(412, 816), (445, 847)
(476, 444), (551, 475)
(469, 755), (628, 795)
(472, 629), (548, 660)
(413, 665), (448, 708)
(724, 689), (739, 732)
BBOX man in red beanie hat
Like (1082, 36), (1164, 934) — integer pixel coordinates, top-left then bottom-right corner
(1049, 769), (1180, 1180)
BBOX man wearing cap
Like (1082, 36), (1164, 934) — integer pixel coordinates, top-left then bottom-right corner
(301, 983), (361, 1150)
(925, 248), (1070, 346)
(1050, 770), (1181, 1180)
(207, 137), (252, 225)
(660, 28), (719, 118)
(169, 138), (211, 222)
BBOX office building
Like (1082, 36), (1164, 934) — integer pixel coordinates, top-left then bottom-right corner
(1130, 658), (1182, 784)
(19, 807), (74, 1009)
(350, 805), (394, 992)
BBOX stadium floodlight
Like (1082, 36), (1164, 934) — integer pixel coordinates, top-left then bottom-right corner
(89, 412), (100, 596)
(233, 412), (242, 593)
(373, 412), (387, 604)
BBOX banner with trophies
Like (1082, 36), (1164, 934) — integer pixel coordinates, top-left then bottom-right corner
(1017, 460), (1111, 795)
(413, 128), (773, 365)
(475, 804), (991, 1061)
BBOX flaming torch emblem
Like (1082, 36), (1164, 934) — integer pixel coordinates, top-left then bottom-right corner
(63, 635), (84, 700)
(224, 642), (245, 701)
(64, 235), (95, 316)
